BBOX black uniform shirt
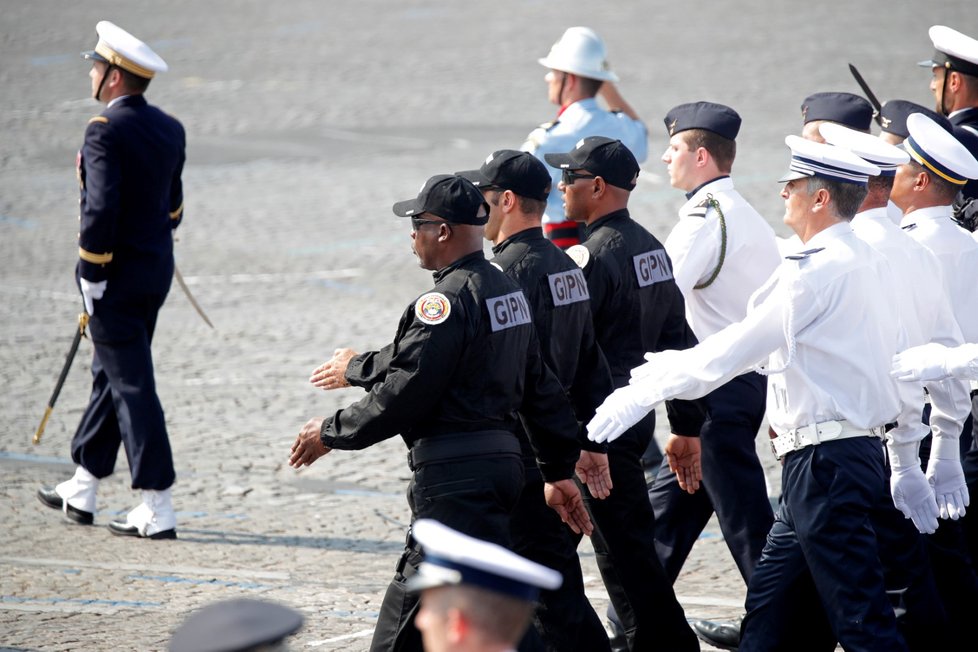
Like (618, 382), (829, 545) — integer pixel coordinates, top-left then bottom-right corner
(577, 209), (704, 435)
(77, 95), (185, 292)
(491, 227), (613, 453)
(323, 251), (580, 482)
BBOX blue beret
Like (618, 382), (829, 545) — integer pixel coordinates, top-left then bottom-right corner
(664, 102), (741, 141)
(801, 92), (873, 130)
(880, 99), (951, 138)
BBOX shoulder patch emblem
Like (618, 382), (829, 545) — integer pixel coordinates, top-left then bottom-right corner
(784, 247), (825, 261)
(88, 116), (109, 124)
(415, 292), (451, 325)
(565, 244), (591, 268)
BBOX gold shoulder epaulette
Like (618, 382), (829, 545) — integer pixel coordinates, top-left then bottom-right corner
(88, 116), (109, 125)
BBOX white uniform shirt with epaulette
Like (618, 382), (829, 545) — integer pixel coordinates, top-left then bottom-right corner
(631, 222), (902, 434)
(663, 176), (780, 341)
(522, 97), (648, 225)
(901, 205), (978, 342)
(851, 207), (970, 447)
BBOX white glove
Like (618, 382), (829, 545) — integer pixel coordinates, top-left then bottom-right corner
(945, 343), (978, 380)
(80, 278), (106, 316)
(630, 350), (683, 383)
(889, 463), (940, 535)
(587, 384), (654, 444)
(926, 435), (970, 520)
(887, 440), (939, 533)
(890, 343), (952, 382)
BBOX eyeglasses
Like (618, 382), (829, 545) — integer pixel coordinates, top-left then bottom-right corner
(561, 169), (597, 185)
(411, 217), (449, 231)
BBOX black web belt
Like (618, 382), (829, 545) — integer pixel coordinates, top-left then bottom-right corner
(407, 430), (520, 470)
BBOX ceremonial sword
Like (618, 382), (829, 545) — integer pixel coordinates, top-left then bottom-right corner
(848, 63), (884, 127)
(174, 264), (214, 329)
(33, 312), (89, 444)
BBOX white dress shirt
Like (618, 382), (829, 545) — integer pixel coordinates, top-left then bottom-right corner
(522, 98), (648, 224)
(851, 207), (970, 446)
(665, 176), (780, 340)
(629, 222), (902, 434)
(901, 205), (978, 343)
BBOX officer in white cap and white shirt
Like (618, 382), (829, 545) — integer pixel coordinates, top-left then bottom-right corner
(37, 20), (185, 540)
(408, 519), (561, 652)
(890, 111), (978, 641)
(521, 27), (648, 249)
(587, 136), (928, 651)
(820, 122), (971, 650)
(920, 25), (978, 231)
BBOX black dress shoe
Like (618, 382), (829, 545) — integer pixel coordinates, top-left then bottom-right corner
(37, 487), (94, 525)
(691, 617), (742, 651)
(107, 520), (177, 540)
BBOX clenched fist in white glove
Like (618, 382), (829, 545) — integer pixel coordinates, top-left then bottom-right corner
(891, 342), (978, 382)
(80, 278), (106, 316)
(587, 383), (655, 444)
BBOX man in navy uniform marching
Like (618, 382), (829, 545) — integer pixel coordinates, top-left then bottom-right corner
(37, 21), (186, 539)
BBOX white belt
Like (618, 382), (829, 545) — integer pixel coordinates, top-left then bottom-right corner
(770, 420), (885, 459)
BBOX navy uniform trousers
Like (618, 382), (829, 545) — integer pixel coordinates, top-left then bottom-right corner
(649, 371), (773, 584)
(740, 437), (908, 652)
(71, 279), (175, 490)
(370, 452), (524, 652)
(920, 407), (978, 647)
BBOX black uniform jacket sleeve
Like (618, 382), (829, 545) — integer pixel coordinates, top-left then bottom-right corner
(320, 300), (463, 451)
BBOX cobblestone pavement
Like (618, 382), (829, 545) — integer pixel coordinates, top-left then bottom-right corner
(2, 1), (973, 649)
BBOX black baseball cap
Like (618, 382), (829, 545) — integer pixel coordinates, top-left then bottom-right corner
(543, 137), (640, 190)
(456, 150), (552, 201)
(801, 92), (874, 130)
(664, 101), (741, 140)
(392, 174), (489, 225)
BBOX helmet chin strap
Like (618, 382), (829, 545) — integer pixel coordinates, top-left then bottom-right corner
(94, 64), (113, 102)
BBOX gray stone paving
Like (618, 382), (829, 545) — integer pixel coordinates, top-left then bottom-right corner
(2, 1), (973, 649)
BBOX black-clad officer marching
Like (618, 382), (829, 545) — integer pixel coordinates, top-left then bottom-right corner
(38, 21), (186, 539)
(457, 150), (614, 652)
(546, 136), (703, 651)
(289, 174), (591, 652)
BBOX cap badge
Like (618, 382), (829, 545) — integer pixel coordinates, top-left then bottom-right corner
(880, 116), (891, 129)
(669, 119), (678, 136)
(415, 292), (452, 325)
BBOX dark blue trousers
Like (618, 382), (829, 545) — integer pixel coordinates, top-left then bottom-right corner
(740, 437), (908, 652)
(650, 371), (772, 584)
(71, 286), (174, 490)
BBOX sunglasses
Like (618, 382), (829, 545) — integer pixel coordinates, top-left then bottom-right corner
(411, 217), (449, 231)
(561, 169), (598, 185)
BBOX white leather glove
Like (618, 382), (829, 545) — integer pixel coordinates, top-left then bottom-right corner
(587, 384), (654, 444)
(926, 435), (970, 520)
(944, 343), (978, 380)
(888, 441), (939, 534)
(80, 278), (107, 316)
(890, 343), (951, 382)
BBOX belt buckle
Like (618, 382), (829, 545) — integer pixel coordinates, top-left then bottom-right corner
(813, 420), (843, 443)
